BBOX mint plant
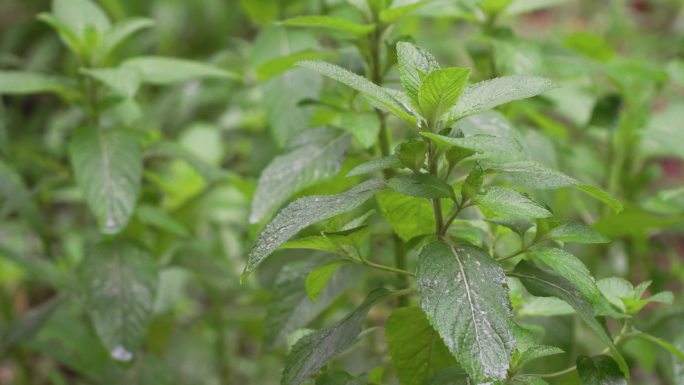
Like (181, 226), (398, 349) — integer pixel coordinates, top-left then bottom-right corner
(244, 2), (683, 384)
(0, 0), (238, 379)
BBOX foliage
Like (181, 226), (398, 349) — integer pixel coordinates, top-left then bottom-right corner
(2, 0), (684, 384)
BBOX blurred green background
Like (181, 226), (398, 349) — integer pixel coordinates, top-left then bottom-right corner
(1, 0), (684, 384)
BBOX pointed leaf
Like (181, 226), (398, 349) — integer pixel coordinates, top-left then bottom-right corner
(256, 49), (337, 81)
(545, 221), (610, 244)
(282, 289), (390, 385)
(380, 1), (430, 24)
(69, 128), (142, 234)
(0, 71), (68, 95)
(512, 262), (628, 376)
(103, 18), (154, 54)
(123, 56), (237, 85)
(298, 61), (416, 124)
(80, 67), (140, 97)
(250, 128), (350, 223)
(388, 173), (454, 199)
(475, 186), (552, 218)
(242, 179), (384, 280)
(265, 261), (362, 349)
(576, 355), (627, 385)
(448, 75), (556, 122)
(305, 260), (350, 302)
(396, 41), (440, 107)
(347, 155), (403, 176)
(418, 67), (471, 122)
(79, 240), (158, 362)
(529, 247), (600, 303)
(418, 241), (514, 383)
(385, 307), (457, 385)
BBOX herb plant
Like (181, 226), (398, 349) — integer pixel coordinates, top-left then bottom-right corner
(2, 1), (684, 384)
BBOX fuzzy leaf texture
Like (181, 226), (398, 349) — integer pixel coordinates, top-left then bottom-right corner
(69, 128), (142, 234)
(417, 241), (514, 383)
(475, 186), (552, 218)
(281, 288), (389, 385)
(418, 67), (471, 123)
(448, 75), (556, 122)
(242, 179), (384, 280)
(396, 41), (440, 108)
(250, 127), (350, 223)
(388, 173), (454, 199)
(513, 262), (629, 375)
(576, 355), (627, 385)
(79, 240), (158, 362)
(297, 61), (416, 124)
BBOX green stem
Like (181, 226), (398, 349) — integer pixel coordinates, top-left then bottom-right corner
(534, 320), (632, 379)
(366, 21), (410, 305)
(352, 256), (415, 277)
(427, 141), (444, 235)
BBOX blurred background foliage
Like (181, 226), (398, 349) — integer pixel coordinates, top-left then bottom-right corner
(1, 0), (684, 384)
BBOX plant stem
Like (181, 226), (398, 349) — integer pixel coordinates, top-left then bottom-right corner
(534, 320), (632, 379)
(366, 21), (410, 305)
(427, 141), (445, 235)
(352, 256), (415, 277)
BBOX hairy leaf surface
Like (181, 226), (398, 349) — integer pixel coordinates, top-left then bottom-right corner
(418, 241), (514, 383)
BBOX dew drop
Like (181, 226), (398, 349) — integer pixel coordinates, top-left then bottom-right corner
(111, 345), (134, 362)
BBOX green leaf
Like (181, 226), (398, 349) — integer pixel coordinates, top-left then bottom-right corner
(376, 190), (434, 241)
(282, 288), (389, 385)
(51, 0), (110, 36)
(461, 163), (484, 200)
(396, 140), (428, 172)
(103, 18), (155, 54)
(630, 332), (684, 362)
(305, 260), (350, 302)
(298, 61), (416, 124)
(250, 128), (350, 223)
(279, 15), (375, 36)
(505, 0), (569, 16)
(475, 186), (552, 218)
(576, 355), (627, 385)
(242, 179), (384, 281)
(529, 247), (600, 303)
(135, 204), (189, 237)
(448, 75), (556, 122)
(0, 71), (68, 95)
(380, 1), (430, 24)
(418, 67), (471, 123)
(80, 67), (140, 97)
(512, 262), (629, 376)
(512, 375), (550, 385)
(79, 240), (158, 361)
(421, 133), (526, 163)
(347, 155), (403, 177)
(1, 297), (62, 350)
(486, 161), (622, 213)
(545, 221), (610, 244)
(385, 307), (457, 385)
(265, 261), (362, 349)
(574, 185), (624, 214)
(123, 56), (237, 85)
(336, 111), (380, 149)
(516, 345), (564, 368)
(388, 173), (454, 199)
(69, 128), (142, 234)
(256, 49), (337, 81)
(418, 241), (514, 383)
(396, 41), (440, 108)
